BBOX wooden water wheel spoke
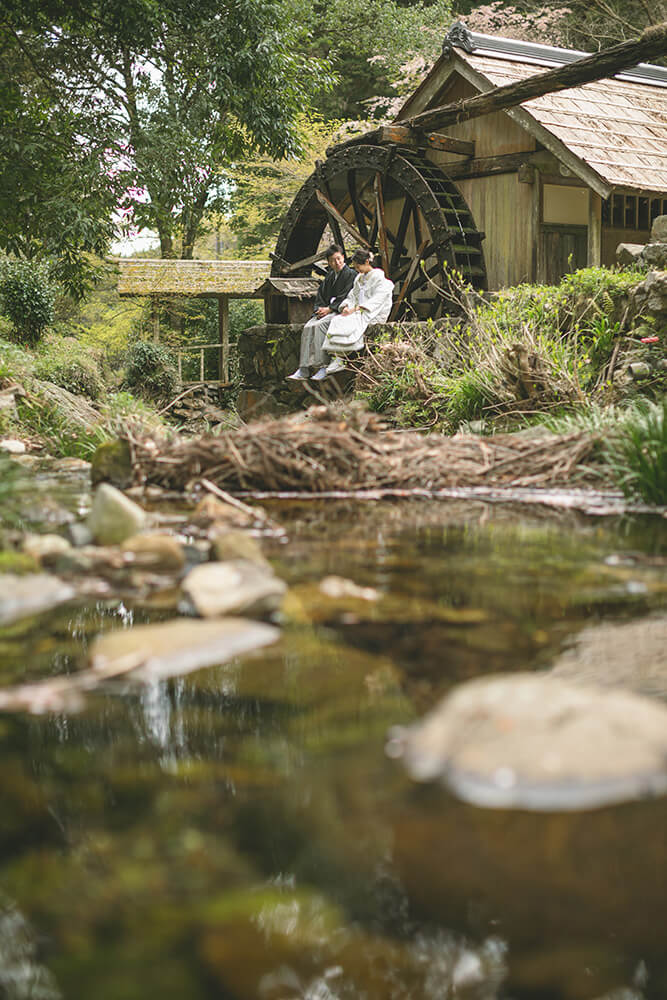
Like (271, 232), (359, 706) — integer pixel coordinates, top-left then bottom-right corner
(347, 170), (369, 241)
(271, 144), (486, 321)
(390, 197), (415, 271)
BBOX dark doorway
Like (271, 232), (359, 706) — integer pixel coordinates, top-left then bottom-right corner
(541, 224), (588, 284)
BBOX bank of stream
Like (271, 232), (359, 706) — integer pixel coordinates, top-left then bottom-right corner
(0, 457), (666, 1000)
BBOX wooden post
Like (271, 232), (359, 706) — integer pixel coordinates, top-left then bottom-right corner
(588, 191), (602, 267)
(200, 347), (204, 382)
(151, 296), (160, 343)
(218, 294), (229, 383)
(532, 174), (543, 283)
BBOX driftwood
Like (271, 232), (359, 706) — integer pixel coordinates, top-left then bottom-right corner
(124, 404), (599, 494)
(330, 23), (667, 153)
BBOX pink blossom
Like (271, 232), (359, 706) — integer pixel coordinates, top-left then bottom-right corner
(640, 336), (660, 344)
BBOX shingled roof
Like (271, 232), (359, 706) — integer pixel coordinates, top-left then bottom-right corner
(115, 259), (271, 297)
(399, 29), (667, 196)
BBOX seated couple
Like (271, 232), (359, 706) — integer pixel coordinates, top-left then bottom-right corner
(287, 245), (394, 382)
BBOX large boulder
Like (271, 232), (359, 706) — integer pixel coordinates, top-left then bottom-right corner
(389, 673), (667, 810)
(640, 270), (667, 314)
(616, 243), (644, 267)
(650, 214), (667, 243)
(90, 439), (134, 488)
(642, 243), (667, 270)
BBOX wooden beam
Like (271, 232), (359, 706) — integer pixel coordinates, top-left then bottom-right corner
(441, 150), (535, 180)
(390, 197), (414, 271)
(377, 125), (474, 157)
(374, 174), (390, 276)
(218, 294), (229, 383)
(389, 239), (428, 320)
(400, 23), (667, 133)
(315, 189), (372, 249)
(281, 249), (328, 274)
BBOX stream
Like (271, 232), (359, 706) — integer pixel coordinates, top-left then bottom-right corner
(1, 459), (666, 999)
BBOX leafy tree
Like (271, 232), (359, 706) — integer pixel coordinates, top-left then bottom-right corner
(0, 12), (121, 296)
(228, 115), (339, 257)
(298, 0), (454, 120)
(1, 0), (331, 285)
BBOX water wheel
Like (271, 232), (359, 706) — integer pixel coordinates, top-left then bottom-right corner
(271, 144), (486, 321)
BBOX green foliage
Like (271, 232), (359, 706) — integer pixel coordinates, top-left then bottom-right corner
(123, 341), (178, 401)
(2, 0), (331, 286)
(0, 337), (34, 381)
(604, 398), (667, 505)
(0, 259), (56, 346)
(229, 115), (339, 257)
(437, 266), (647, 427)
(33, 341), (105, 400)
(299, 0), (453, 120)
(230, 300), (264, 340)
(13, 392), (108, 459)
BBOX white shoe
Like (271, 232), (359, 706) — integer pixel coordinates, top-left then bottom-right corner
(325, 356), (347, 374)
(310, 366), (329, 381)
(286, 367), (310, 380)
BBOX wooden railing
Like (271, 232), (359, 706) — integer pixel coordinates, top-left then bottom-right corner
(174, 341), (231, 386)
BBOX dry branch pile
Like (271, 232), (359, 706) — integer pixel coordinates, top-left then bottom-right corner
(123, 404), (600, 494)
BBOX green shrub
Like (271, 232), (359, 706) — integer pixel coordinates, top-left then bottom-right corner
(0, 260), (57, 347)
(123, 341), (178, 401)
(34, 342), (105, 400)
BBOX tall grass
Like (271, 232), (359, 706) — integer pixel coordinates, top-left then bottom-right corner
(604, 398), (667, 504)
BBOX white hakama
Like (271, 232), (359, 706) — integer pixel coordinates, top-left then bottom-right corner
(323, 268), (394, 355)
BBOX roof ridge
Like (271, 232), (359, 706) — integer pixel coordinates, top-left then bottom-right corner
(444, 22), (667, 88)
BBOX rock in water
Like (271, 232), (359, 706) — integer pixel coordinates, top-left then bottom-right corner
(0, 573), (75, 626)
(87, 483), (147, 545)
(182, 560), (286, 618)
(121, 533), (186, 572)
(210, 530), (270, 568)
(388, 673), (667, 810)
(22, 533), (72, 566)
(89, 617), (279, 681)
(550, 615), (667, 697)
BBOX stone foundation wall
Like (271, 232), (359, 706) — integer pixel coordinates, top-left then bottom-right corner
(235, 321), (436, 419)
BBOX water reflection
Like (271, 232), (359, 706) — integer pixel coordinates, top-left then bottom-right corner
(0, 491), (665, 997)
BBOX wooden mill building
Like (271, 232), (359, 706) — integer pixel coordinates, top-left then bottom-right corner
(398, 25), (667, 287)
(272, 24), (667, 316)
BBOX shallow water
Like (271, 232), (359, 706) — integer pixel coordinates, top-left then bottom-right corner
(1, 468), (666, 999)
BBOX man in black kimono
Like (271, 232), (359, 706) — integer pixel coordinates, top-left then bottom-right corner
(286, 244), (355, 380)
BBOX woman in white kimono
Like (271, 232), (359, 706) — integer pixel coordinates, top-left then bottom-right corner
(311, 250), (394, 380)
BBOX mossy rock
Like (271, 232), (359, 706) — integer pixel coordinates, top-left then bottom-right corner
(91, 439), (134, 488)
